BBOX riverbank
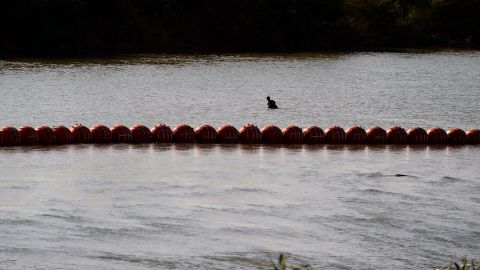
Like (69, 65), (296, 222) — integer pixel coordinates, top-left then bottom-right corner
(1, 0), (479, 58)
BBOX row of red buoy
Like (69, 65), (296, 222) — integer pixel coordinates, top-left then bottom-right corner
(0, 124), (479, 146)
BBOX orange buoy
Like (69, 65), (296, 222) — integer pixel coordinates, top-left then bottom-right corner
(303, 125), (325, 144)
(217, 124), (239, 143)
(239, 124), (261, 143)
(325, 126), (346, 144)
(282, 125), (304, 144)
(386, 126), (407, 144)
(53, 126), (72, 144)
(447, 128), (467, 144)
(90, 124), (112, 143)
(466, 128), (480, 144)
(366, 126), (386, 144)
(130, 125), (152, 144)
(427, 127), (447, 144)
(407, 127), (428, 144)
(261, 125), (283, 144)
(151, 124), (173, 143)
(172, 124), (195, 143)
(111, 125), (132, 143)
(195, 125), (217, 143)
(71, 124), (92, 144)
(345, 126), (367, 144)
(36, 125), (56, 145)
(18, 126), (38, 145)
(0, 126), (20, 146)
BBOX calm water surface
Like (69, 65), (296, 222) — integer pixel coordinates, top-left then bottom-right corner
(1, 51), (480, 269)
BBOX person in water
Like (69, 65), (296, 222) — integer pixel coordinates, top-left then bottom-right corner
(266, 96), (278, 109)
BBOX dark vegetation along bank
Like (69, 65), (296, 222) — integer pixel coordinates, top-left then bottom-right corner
(1, 0), (479, 57)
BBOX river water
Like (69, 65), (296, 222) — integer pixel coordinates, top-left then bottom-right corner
(1, 51), (479, 269)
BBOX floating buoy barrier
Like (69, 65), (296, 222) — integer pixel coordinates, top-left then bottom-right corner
(366, 126), (386, 144)
(0, 124), (479, 147)
(91, 124), (112, 144)
(239, 124), (261, 144)
(130, 125), (152, 144)
(447, 128), (467, 144)
(261, 125), (283, 144)
(36, 125), (56, 145)
(325, 126), (346, 144)
(346, 126), (367, 144)
(195, 125), (217, 143)
(217, 124), (239, 143)
(303, 125), (325, 144)
(18, 126), (38, 145)
(407, 127), (428, 144)
(71, 124), (92, 144)
(427, 127), (447, 144)
(111, 125), (131, 143)
(387, 126), (407, 144)
(0, 126), (20, 146)
(173, 124), (195, 143)
(282, 125), (304, 144)
(53, 125), (72, 144)
(151, 124), (173, 143)
(467, 128), (480, 144)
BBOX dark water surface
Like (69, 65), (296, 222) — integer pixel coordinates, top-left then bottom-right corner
(1, 52), (480, 269)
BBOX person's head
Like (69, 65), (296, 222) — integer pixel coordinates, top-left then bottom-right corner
(266, 96), (270, 101)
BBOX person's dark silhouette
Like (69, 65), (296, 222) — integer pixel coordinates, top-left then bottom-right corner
(266, 96), (278, 109)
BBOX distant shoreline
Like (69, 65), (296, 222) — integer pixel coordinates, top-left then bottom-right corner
(2, 47), (479, 60)
(1, 0), (478, 58)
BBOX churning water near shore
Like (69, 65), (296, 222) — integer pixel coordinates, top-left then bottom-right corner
(1, 51), (480, 269)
